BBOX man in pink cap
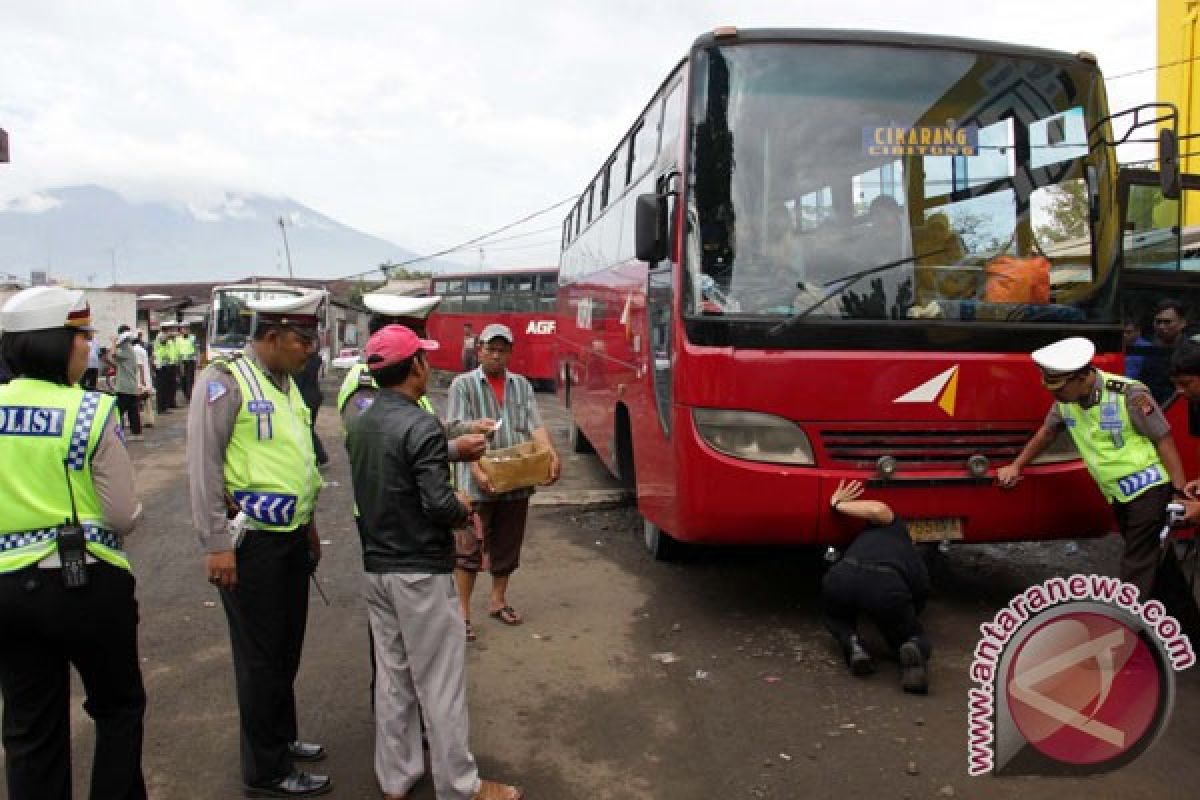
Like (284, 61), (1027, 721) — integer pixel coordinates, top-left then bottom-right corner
(345, 325), (522, 800)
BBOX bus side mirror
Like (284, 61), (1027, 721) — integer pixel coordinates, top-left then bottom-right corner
(0, 128), (9, 163)
(636, 193), (666, 263)
(1160, 129), (1181, 200)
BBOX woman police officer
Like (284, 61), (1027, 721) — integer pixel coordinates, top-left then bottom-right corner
(0, 286), (146, 799)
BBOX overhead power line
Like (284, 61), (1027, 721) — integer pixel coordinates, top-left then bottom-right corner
(336, 194), (578, 282)
(1109, 54), (1200, 81)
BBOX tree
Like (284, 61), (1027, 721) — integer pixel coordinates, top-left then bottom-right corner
(1034, 180), (1089, 243)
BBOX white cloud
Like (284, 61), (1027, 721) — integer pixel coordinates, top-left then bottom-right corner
(0, 1), (1161, 271)
(4, 192), (63, 214)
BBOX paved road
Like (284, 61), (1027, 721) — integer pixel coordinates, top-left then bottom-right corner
(7, 385), (1200, 799)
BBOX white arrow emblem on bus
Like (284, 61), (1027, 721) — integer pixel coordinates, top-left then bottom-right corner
(894, 366), (959, 416)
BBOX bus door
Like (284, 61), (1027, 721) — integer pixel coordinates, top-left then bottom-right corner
(1118, 168), (1200, 480)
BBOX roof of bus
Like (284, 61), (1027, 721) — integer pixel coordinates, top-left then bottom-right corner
(433, 267), (558, 280)
(689, 28), (1091, 67)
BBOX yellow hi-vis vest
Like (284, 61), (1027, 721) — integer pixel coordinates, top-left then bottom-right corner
(1058, 370), (1169, 503)
(153, 337), (171, 366)
(0, 379), (130, 573)
(337, 361), (434, 420)
(177, 334), (197, 360)
(219, 353), (320, 531)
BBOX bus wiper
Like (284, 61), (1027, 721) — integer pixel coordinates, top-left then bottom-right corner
(769, 248), (945, 336)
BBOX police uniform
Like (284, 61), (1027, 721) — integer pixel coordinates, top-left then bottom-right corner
(337, 294), (441, 430)
(185, 294), (330, 796)
(1033, 337), (1181, 597)
(177, 325), (198, 401)
(0, 287), (146, 800)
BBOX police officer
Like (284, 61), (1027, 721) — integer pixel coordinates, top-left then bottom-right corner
(186, 293), (330, 797)
(338, 294), (444, 425)
(0, 286), (146, 799)
(821, 480), (931, 694)
(152, 323), (175, 412)
(177, 322), (198, 401)
(999, 336), (1188, 599)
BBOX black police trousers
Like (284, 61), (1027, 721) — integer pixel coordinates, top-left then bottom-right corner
(218, 528), (311, 787)
(0, 561), (146, 800)
(1113, 482), (1173, 600)
(822, 561), (931, 661)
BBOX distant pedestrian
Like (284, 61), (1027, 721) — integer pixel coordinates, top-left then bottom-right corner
(346, 324), (522, 800)
(110, 325), (144, 441)
(177, 323), (198, 401)
(295, 341), (329, 467)
(461, 323), (478, 372)
(82, 336), (100, 389)
(448, 323), (561, 631)
(133, 334), (155, 428)
(821, 480), (930, 694)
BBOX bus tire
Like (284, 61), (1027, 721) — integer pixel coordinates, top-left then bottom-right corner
(570, 418), (594, 454)
(643, 517), (684, 562)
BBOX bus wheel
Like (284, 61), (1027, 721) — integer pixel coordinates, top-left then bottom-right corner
(643, 517), (684, 561)
(570, 418), (594, 454)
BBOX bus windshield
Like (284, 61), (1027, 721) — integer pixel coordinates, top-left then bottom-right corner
(687, 42), (1114, 326)
(210, 287), (305, 350)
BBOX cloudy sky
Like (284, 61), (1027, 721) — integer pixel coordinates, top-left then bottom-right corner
(0, 1), (1159, 274)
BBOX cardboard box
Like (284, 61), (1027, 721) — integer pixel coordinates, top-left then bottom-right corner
(479, 440), (552, 492)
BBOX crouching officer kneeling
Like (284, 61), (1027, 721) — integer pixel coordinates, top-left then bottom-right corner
(821, 480), (931, 694)
(0, 286), (146, 799)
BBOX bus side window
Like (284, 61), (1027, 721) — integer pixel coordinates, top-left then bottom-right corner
(464, 277), (497, 313)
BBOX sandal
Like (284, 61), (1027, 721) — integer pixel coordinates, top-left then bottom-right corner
(465, 619), (477, 642)
(473, 779), (523, 800)
(489, 605), (523, 626)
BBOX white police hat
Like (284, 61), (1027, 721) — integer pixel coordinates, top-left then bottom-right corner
(362, 293), (441, 319)
(1031, 336), (1095, 388)
(480, 323), (514, 343)
(0, 286), (95, 333)
(248, 292), (323, 331)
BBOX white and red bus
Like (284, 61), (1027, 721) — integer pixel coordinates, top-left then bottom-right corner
(425, 268), (559, 387)
(558, 27), (1155, 558)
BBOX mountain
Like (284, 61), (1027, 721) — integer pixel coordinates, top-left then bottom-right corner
(0, 185), (449, 285)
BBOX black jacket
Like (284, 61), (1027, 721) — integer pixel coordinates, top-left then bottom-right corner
(842, 519), (930, 607)
(346, 389), (469, 573)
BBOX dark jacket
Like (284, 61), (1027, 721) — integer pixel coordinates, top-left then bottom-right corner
(841, 518), (930, 607)
(346, 389), (469, 573)
(294, 352), (324, 411)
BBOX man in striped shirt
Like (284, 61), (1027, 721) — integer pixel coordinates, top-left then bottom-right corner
(448, 323), (560, 633)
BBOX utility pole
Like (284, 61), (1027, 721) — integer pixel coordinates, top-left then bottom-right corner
(278, 216), (295, 279)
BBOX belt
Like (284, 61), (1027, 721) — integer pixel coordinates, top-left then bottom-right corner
(0, 524), (120, 553)
(840, 556), (902, 578)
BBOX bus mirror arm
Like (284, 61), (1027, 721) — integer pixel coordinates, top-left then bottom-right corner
(636, 193), (667, 263)
(1160, 129), (1181, 200)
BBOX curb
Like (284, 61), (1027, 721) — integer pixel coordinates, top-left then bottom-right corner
(530, 489), (633, 509)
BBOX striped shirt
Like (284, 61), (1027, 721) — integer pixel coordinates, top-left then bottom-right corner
(447, 367), (543, 502)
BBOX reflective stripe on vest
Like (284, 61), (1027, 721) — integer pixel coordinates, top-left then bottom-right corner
(220, 354), (319, 532)
(1059, 370), (1168, 503)
(0, 381), (129, 572)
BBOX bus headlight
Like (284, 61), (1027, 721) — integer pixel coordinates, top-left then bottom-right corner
(1029, 430), (1080, 465)
(692, 409), (815, 465)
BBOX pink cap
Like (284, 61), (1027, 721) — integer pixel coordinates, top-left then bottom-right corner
(365, 324), (439, 370)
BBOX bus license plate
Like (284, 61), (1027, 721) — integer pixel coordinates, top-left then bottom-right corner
(908, 518), (963, 543)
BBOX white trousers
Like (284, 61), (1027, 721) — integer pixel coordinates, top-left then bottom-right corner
(365, 572), (481, 799)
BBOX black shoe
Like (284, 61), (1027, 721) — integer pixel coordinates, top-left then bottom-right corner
(847, 637), (874, 676)
(899, 640), (928, 694)
(244, 771), (331, 797)
(288, 741), (326, 762)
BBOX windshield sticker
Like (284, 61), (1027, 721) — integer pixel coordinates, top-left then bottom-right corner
(863, 124), (978, 157)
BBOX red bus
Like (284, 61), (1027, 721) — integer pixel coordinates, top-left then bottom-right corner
(425, 267), (560, 387)
(557, 27), (1150, 559)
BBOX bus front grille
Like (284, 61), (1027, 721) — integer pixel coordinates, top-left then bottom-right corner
(818, 428), (1035, 469)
